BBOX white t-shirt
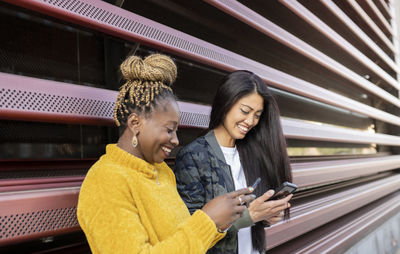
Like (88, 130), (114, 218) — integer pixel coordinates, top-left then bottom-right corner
(220, 145), (258, 254)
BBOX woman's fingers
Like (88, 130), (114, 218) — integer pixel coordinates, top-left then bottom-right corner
(256, 190), (275, 203)
(229, 187), (253, 198)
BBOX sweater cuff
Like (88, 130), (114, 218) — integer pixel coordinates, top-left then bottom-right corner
(187, 210), (225, 247)
(231, 208), (254, 231)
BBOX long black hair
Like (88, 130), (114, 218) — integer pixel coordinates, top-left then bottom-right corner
(209, 70), (292, 252)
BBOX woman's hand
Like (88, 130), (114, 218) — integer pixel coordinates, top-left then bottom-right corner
(202, 188), (255, 230)
(248, 190), (292, 224)
(264, 211), (284, 226)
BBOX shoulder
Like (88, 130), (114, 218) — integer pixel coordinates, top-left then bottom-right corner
(176, 135), (210, 159)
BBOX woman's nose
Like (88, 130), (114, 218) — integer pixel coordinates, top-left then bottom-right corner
(245, 116), (254, 126)
(171, 132), (179, 146)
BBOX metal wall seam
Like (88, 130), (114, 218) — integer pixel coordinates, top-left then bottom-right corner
(320, 0), (398, 74)
(280, 0), (400, 91)
(204, 0), (400, 108)
(347, 0), (396, 54)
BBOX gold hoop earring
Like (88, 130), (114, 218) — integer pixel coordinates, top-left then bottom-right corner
(132, 135), (138, 148)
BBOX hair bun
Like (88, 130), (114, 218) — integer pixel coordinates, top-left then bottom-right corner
(120, 54), (177, 86)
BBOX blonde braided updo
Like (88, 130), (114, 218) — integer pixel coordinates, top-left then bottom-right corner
(113, 54), (177, 127)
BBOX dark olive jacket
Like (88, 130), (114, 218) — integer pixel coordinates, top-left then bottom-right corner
(174, 131), (255, 254)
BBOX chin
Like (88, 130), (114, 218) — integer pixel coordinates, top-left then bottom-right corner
(154, 158), (164, 164)
(234, 132), (247, 140)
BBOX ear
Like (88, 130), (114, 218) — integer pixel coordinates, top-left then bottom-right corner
(126, 113), (142, 136)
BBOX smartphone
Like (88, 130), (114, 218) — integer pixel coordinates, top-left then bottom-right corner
(269, 181), (297, 200)
(251, 177), (261, 191)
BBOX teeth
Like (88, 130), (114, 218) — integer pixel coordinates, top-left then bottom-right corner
(161, 146), (171, 153)
(238, 125), (249, 132)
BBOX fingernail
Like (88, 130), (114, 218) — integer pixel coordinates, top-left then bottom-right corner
(248, 187), (254, 192)
(250, 194), (256, 199)
(268, 190), (274, 195)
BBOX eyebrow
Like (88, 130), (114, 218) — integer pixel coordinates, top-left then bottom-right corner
(167, 121), (178, 127)
(241, 104), (263, 112)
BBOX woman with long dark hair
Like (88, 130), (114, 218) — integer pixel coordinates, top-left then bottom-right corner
(174, 70), (293, 254)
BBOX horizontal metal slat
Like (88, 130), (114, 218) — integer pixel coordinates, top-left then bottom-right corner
(205, 0), (400, 107)
(378, 0), (392, 18)
(280, 0), (399, 90)
(292, 155), (400, 188)
(0, 177), (85, 192)
(1, 72), (400, 145)
(268, 191), (400, 253)
(319, 0), (398, 73)
(282, 117), (400, 146)
(365, 0), (393, 36)
(0, 187), (81, 246)
(0, 72), (117, 125)
(294, 193), (400, 253)
(266, 174), (400, 249)
(4, 1), (400, 127)
(348, 0), (395, 53)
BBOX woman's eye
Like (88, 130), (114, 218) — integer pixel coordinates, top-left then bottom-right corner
(240, 109), (250, 114)
(255, 114), (261, 119)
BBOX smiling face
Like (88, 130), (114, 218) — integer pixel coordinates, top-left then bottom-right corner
(214, 92), (264, 147)
(135, 99), (180, 164)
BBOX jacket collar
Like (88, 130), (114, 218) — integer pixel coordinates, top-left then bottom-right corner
(205, 130), (227, 164)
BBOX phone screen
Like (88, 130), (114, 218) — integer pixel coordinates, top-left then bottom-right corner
(270, 182), (297, 200)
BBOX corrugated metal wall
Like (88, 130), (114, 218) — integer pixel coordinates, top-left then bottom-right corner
(0, 0), (399, 253)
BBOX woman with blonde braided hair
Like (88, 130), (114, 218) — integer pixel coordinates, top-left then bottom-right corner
(77, 54), (255, 254)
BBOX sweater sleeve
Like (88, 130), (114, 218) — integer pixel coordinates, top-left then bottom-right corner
(77, 167), (224, 254)
(174, 149), (207, 215)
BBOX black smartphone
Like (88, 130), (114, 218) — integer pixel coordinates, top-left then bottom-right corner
(269, 182), (297, 200)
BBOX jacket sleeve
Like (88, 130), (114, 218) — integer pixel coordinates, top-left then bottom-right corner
(174, 149), (207, 215)
(77, 167), (225, 254)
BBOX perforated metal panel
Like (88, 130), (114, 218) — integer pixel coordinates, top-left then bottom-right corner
(0, 88), (113, 117)
(0, 72), (117, 125)
(20, 0), (254, 74)
(0, 207), (78, 240)
(0, 187), (81, 245)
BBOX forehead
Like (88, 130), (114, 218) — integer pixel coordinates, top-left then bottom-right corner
(235, 93), (264, 110)
(151, 100), (180, 123)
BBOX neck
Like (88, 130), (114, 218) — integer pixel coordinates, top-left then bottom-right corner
(117, 131), (146, 161)
(213, 125), (235, 147)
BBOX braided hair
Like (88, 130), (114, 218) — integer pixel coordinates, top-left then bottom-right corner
(113, 54), (177, 133)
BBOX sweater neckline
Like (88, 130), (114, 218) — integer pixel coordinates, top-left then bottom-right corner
(106, 144), (158, 179)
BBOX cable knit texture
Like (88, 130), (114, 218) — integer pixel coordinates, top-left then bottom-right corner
(77, 144), (225, 254)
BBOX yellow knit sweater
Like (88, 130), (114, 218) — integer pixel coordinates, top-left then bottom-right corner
(77, 144), (225, 254)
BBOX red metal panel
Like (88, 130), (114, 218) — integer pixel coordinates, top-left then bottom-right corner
(205, 0), (400, 107)
(280, 0), (399, 90)
(0, 72), (116, 126)
(319, 0), (398, 73)
(292, 155), (400, 187)
(266, 174), (400, 249)
(281, 117), (400, 146)
(0, 187), (81, 246)
(2, 72), (400, 145)
(347, 0), (395, 53)
(365, 0), (393, 36)
(3, 0), (400, 115)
